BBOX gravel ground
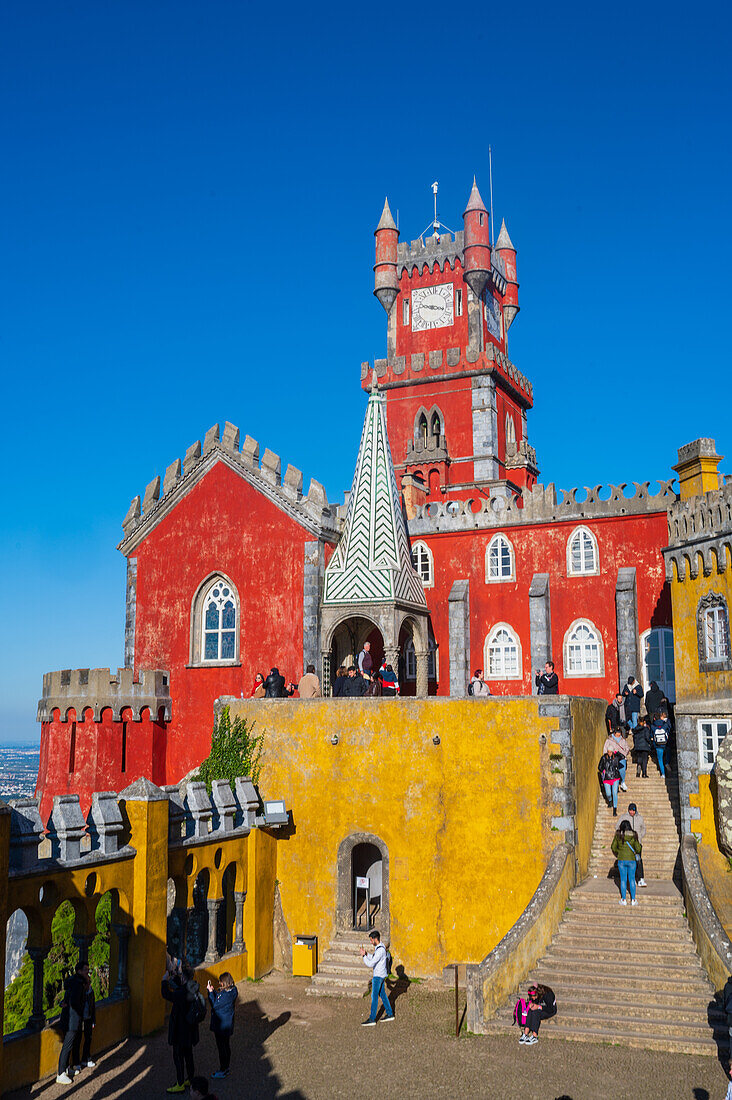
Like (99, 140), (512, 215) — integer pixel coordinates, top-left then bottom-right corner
(7, 972), (729, 1100)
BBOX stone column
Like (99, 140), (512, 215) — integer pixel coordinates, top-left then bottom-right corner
(415, 650), (429, 698)
(448, 580), (470, 697)
(321, 651), (331, 697)
(205, 898), (223, 964)
(111, 923), (131, 999)
(233, 891), (246, 952)
(28, 947), (50, 1030)
(529, 573), (552, 692)
(73, 933), (95, 965)
(615, 567), (639, 686)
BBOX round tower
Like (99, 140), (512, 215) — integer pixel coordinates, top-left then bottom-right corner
(462, 177), (491, 300)
(496, 218), (519, 330)
(373, 198), (399, 313)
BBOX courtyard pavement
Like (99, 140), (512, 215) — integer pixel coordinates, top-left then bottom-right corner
(7, 971), (729, 1100)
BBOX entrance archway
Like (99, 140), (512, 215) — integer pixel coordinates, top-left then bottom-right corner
(328, 617), (384, 691)
(336, 832), (390, 939)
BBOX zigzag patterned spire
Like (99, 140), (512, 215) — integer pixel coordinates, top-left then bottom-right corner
(323, 389), (427, 608)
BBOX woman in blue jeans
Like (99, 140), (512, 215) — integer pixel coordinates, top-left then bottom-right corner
(652, 712), (671, 777)
(611, 820), (642, 906)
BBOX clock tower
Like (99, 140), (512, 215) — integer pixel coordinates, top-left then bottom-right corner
(362, 180), (538, 501)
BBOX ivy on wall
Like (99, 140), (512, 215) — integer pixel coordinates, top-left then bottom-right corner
(196, 705), (264, 793)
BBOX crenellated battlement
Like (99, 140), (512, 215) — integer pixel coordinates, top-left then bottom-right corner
(408, 478), (677, 536)
(664, 480), (732, 580)
(360, 344), (533, 405)
(395, 230), (506, 292)
(118, 421), (342, 552)
(37, 667), (172, 723)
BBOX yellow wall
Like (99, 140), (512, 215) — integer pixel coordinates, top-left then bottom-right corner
(229, 697), (605, 976)
(669, 548), (732, 707)
(567, 697), (608, 878)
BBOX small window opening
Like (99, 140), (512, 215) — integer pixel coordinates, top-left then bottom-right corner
(479, 212), (484, 226)
(431, 413), (441, 440)
(121, 721), (128, 774)
(403, 298), (410, 325)
(455, 288), (463, 317)
(418, 414), (428, 447)
(69, 722), (76, 774)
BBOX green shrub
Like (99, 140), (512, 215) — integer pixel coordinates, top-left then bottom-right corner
(196, 705), (264, 793)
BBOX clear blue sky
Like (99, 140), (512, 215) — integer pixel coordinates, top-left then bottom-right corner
(1, 1), (730, 743)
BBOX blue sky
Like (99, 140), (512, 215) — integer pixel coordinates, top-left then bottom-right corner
(1, 1), (730, 742)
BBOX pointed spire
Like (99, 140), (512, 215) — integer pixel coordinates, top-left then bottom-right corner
(376, 197), (397, 232)
(463, 176), (488, 215)
(495, 218), (514, 251)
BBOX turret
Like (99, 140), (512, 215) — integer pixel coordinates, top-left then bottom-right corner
(462, 177), (491, 299)
(496, 219), (519, 330)
(373, 198), (399, 313)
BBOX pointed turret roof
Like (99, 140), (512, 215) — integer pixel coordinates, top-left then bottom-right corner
(376, 197), (397, 232)
(463, 176), (488, 215)
(495, 218), (515, 250)
(323, 386), (427, 609)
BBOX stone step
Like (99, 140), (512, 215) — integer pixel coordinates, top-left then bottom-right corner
(544, 941), (694, 964)
(306, 975), (368, 998)
(508, 1008), (723, 1042)
(553, 924), (695, 947)
(495, 998), (718, 1027)
(484, 1020), (721, 1056)
(521, 980), (715, 1009)
(317, 962), (369, 977)
(560, 911), (689, 932)
(538, 955), (702, 981)
(528, 968), (712, 997)
(569, 892), (682, 909)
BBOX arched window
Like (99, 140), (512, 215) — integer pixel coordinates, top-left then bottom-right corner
(697, 593), (732, 671)
(404, 638), (438, 681)
(431, 413), (441, 440)
(484, 624), (522, 680)
(567, 526), (599, 576)
(191, 574), (240, 665)
(505, 413), (516, 445)
(486, 534), (515, 582)
(418, 414), (428, 447)
(411, 541), (434, 587)
(564, 619), (604, 676)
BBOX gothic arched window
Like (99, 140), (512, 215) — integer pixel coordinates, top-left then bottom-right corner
(567, 526), (599, 576)
(418, 414), (428, 447)
(190, 574), (240, 665)
(484, 624), (522, 680)
(564, 618), (604, 676)
(431, 413), (441, 440)
(505, 413), (516, 445)
(486, 534), (515, 582)
(411, 541), (434, 587)
(404, 637), (438, 680)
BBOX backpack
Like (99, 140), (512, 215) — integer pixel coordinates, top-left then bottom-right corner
(384, 946), (393, 975)
(653, 725), (668, 745)
(513, 997), (529, 1026)
(467, 681), (474, 696)
(187, 988), (207, 1026)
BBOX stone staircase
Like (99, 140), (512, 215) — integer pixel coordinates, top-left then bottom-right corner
(487, 767), (726, 1054)
(307, 929), (371, 998)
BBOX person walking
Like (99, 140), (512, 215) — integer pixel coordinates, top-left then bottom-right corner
(71, 972), (96, 1073)
(599, 750), (622, 815)
(162, 959), (206, 1094)
(603, 727), (631, 791)
(605, 692), (624, 734)
(469, 669), (491, 696)
(358, 641), (373, 678)
(622, 676), (643, 729)
(520, 983), (557, 1045)
(297, 664), (321, 698)
(207, 972), (238, 1080)
(359, 930), (394, 1025)
(56, 960), (89, 1085)
(645, 680), (666, 719)
(632, 716), (653, 778)
(611, 819), (642, 905)
(534, 661), (559, 695)
(618, 802), (647, 887)
(652, 709), (672, 777)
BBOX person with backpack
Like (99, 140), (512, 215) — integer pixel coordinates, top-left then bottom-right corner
(632, 716), (653, 778)
(162, 957), (206, 1093)
(598, 750), (622, 815)
(652, 709), (672, 777)
(603, 727), (631, 792)
(611, 819), (642, 905)
(622, 676), (643, 729)
(359, 930), (394, 1025)
(468, 669), (491, 696)
(206, 971), (238, 1079)
(521, 983), (557, 1044)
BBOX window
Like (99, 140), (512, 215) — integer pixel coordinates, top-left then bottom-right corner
(191, 574), (240, 665)
(698, 719), (731, 770)
(404, 638), (438, 680)
(486, 534), (515, 582)
(485, 624), (522, 680)
(455, 288), (463, 317)
(697, 593), (732, 672)
(505, 414), (516, 445)
(564, 619), (604, 676)
(431, 413), (441, 440)
(641, 627), (676, 705)
(411, 541), (434, 587)
(418, 414), (428, 447)
(567, 526), (599, 576)
(403, 297), (409, 325)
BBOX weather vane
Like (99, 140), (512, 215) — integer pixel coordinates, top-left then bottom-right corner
(420, 181), (455, 243)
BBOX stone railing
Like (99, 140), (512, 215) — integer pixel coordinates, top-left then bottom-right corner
(37, 667), (171, 723)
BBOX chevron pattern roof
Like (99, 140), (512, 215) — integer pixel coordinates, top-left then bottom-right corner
(323, 390), (427, 608)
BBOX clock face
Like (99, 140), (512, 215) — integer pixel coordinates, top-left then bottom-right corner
(411, 283), (454, 332)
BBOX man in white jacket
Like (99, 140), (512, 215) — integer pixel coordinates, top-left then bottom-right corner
(359, 930), (394, 1025)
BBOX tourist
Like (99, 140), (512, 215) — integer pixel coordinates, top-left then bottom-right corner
(381, 664), (399, 697)
(250, 672), (265, 698)
(603, 727), (630, 791)
(611, 818), (642, 905)
(365, 671), (382, 697)
(297, 664), (321, 698)
(598, 750), (622, 815)
(618, 802), (647, 887)
(520, 983), (557, 1044)
(342, 666), (368, 697)
(469, 669), (491, 696)
(161, 958), (206, 1094)
(604, 692), (624, 734)
(331, 667), (347, 697)
(56, 960), (89, 1085)
(358, 641), (373, 678)
(652, 709), (672, 777)
(359, 930), (394, 1025)
(622, 676), (643, 729)
(71, 972), (96, 1073)
(190, 1077), (218, 1100)
(534, 661), (559, 695)
(632, 716), (653, 778)
(264, 668), (294, 698)
(207, 972), (238, 1080)
(645, 679), (666, 718)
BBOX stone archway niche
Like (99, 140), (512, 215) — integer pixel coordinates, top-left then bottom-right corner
(336, 832), (390, 940)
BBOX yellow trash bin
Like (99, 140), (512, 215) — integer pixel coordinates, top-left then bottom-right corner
(292, 935), (318, 976)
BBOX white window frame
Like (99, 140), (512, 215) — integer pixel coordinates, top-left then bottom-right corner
(485, 534), (515, 583)
(411, 541), (434, 588)
(567, 525), (600, 576)
(563, 618), (605, 677)
(404, 638), (438, 681)
(698, 718), (731, 771)
(484, 623), (522, 681)
(190, 573), (241, 666)
(705, 606), (730, 661)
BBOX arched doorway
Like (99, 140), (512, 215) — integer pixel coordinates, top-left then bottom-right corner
(328, 616), (384, 691)
(336, 832), (390, 938)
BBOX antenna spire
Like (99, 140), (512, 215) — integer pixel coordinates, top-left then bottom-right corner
(420, 180), (455, 243)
